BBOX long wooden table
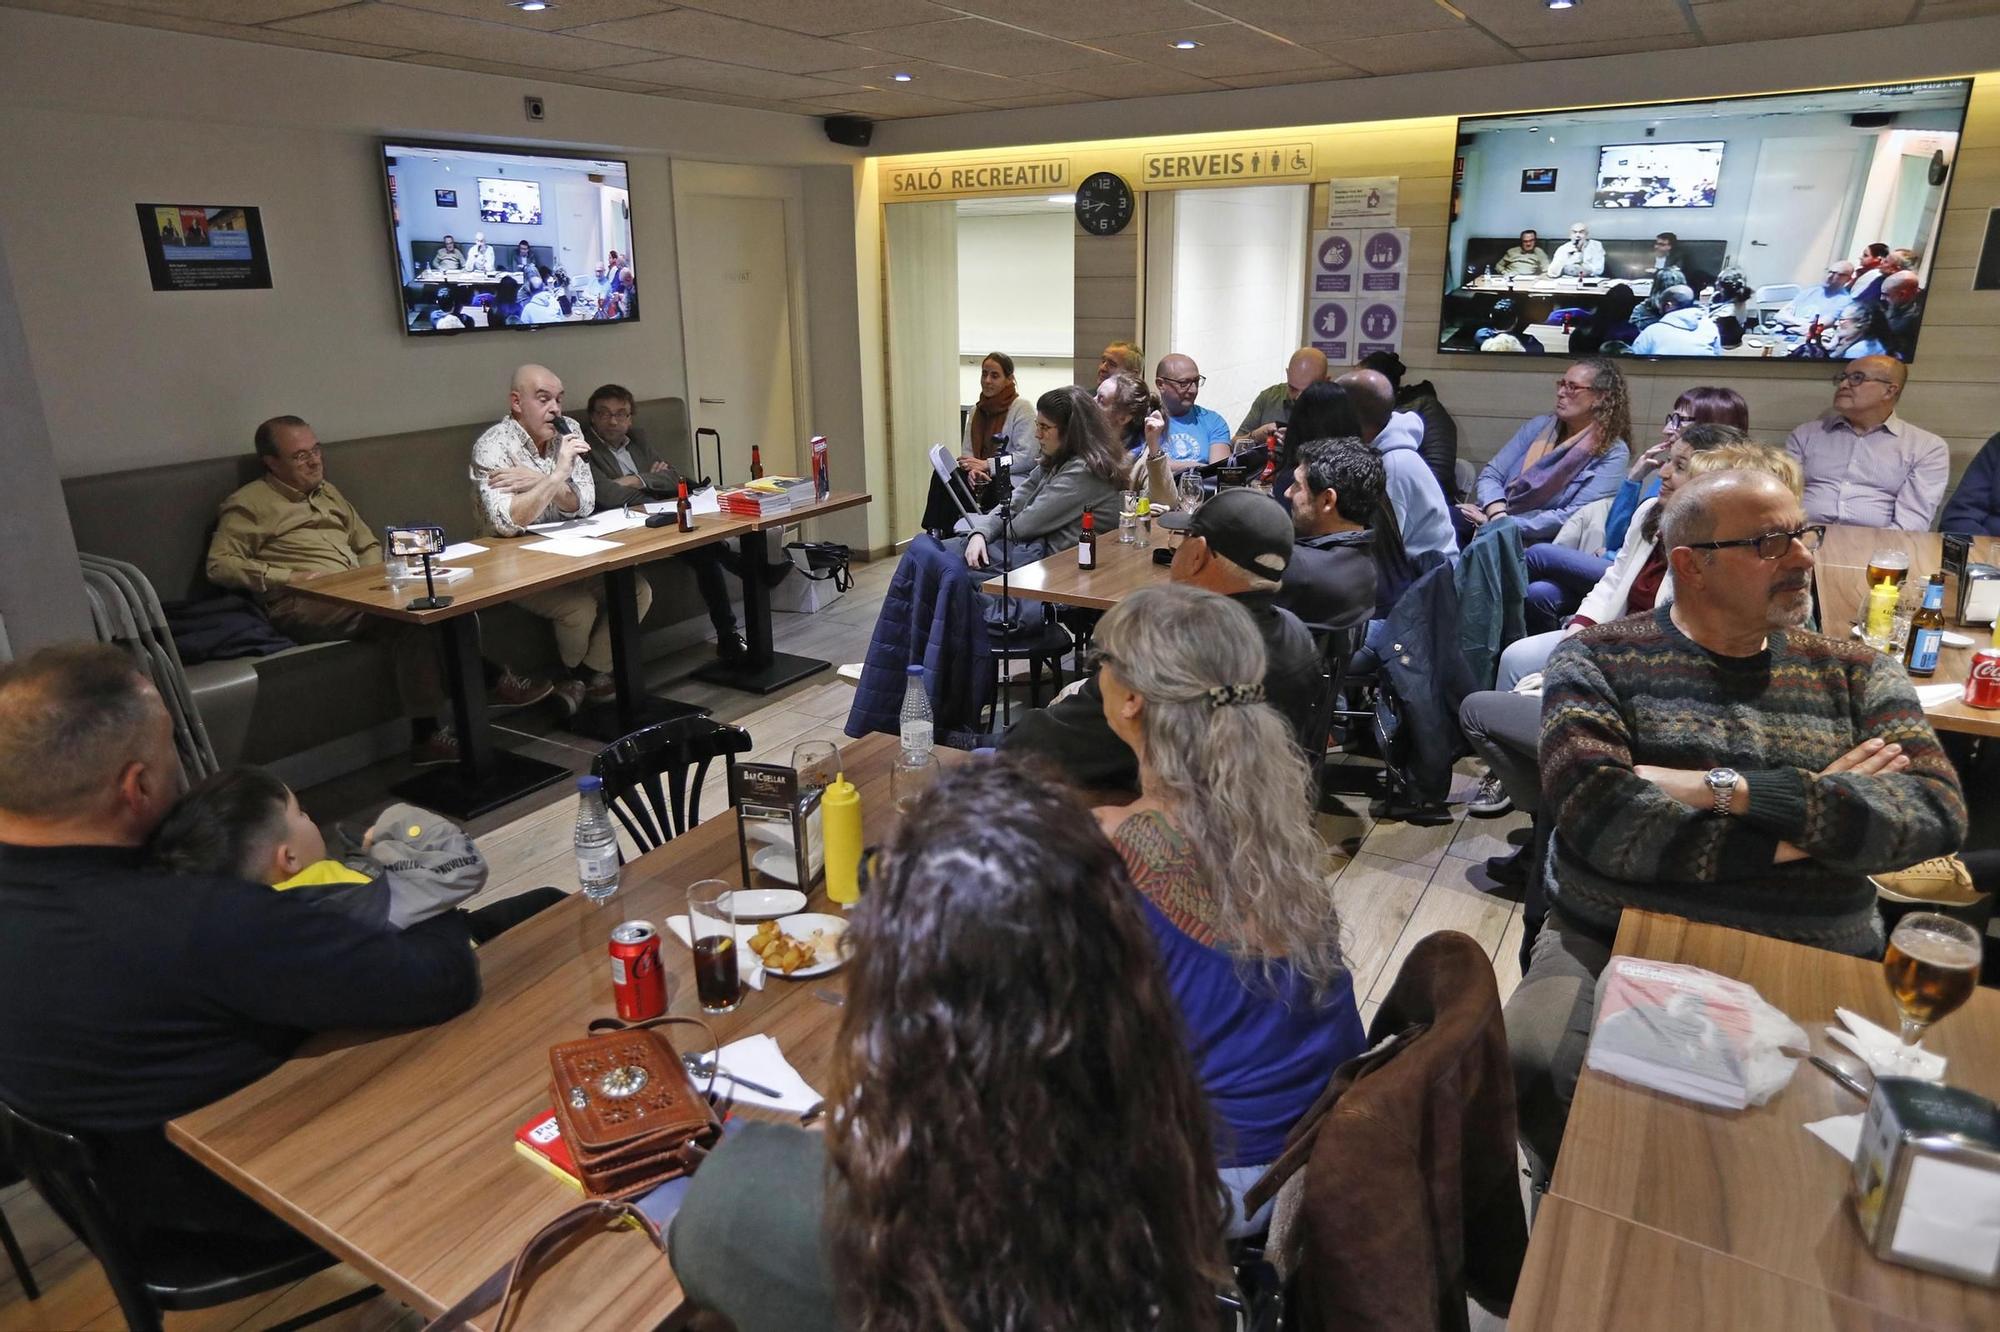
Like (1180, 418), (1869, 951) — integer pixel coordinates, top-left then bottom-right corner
(1812, 524), (2000, 739)
(170, 731), (931, 1332)
(1512, 911), (2000, 1331)
(977, 525), (1171, 612)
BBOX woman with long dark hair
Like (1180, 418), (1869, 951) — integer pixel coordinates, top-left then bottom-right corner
(669, 759), (1234, 1331)
(1273, 380), (1361, 496)
(959, 384), (1123, 569)
(1093, 584), (1365, 1236)
(1462, 356), (1631, 545)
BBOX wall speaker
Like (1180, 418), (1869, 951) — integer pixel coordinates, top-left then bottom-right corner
(824, 115), (874, 148)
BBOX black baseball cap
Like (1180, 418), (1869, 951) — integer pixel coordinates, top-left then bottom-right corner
(1156, 488), (1292, 580)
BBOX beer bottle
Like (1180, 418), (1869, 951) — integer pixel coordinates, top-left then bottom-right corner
(676, 478), (694, 532)
(1904, 574), (1946, 677)
(1078, 510), (1097, 569)
(749, 444), (765, 481)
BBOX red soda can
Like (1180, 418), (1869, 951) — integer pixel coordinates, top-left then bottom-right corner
(609, 920), (665, 1020)
(1965, 647), (2000, 710)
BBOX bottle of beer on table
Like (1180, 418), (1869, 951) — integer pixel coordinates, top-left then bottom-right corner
(1904, 574), (1946, 677)
(750, 444), (765, 481)
(676, 478), (694, 532)
(1078, 510), (1097, 569)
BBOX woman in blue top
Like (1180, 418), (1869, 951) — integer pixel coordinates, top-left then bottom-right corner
(1092, 583), (1364, 1237)
(1460, 356), (1631, 547)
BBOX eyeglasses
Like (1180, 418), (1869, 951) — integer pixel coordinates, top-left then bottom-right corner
(1831, 372), (1895, 388)
(1555, 378), (1600, 395)
(595, 407), (634, 421)
(1155, 374), (1206, 392)
(283, 445), (323, 463)
(1682, 524), (1827, 560)
(1664, 411), (1688, 430)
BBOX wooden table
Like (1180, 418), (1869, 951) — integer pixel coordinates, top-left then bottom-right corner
(170, 731), (932, 1332)
(1518, 911), (2000, 1331)
(1811, 524), (2000, 739)
(690, 491), (873, 695)
(977, 526), (1171, 612)
(289, 510), (748, 815)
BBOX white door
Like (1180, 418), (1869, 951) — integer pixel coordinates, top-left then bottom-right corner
(680, 194), (800, 482)
(1740, 138), (1864, 288)
(552, 182), (602, 282)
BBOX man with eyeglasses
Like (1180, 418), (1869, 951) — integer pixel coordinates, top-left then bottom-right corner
(1546, 222), (1605, 280)
(1151, 353), (1232, 472)
(1508, 468), (1966, 1185)
(580, 383), (746, 662)
(207, 416), (550, 764)
(1783, 355), (1949, 529)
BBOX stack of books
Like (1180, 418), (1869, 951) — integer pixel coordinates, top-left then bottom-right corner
(719, 477), (815, 518)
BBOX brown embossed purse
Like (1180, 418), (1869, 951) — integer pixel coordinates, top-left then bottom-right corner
(546, 1015), (723, 1199)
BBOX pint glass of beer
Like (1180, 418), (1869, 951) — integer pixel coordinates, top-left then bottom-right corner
(1881, 911), (1981, 1076)
(1867, 548), (1911, 590)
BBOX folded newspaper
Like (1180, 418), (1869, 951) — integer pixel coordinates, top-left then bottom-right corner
(1586, 957), (1806, 1109)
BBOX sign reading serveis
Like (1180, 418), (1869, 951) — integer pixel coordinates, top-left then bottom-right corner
(886, 157), (1071, 198)
(1143, 143), (1314, 184)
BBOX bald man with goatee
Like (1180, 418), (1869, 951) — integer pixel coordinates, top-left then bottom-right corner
(1236, 346), (1329, 444)
(471, 363), (652, 716)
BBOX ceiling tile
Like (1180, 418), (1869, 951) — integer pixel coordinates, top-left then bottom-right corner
(270, 3), (653, 70)
(940, 0), (1217, 42)
(832, 61), (1043, 104)
(838, 17), (1126, 74)
(4, 0), (423, 55)
(1088, 21), (1338, 78)
(811, 87), (985, 118)
(1318, 25), (1518, 77)
(1513, 33), (1703, 62)
(587, 55), (861, 100)
(1451, 0), (1691, 45)
(392, 0), (675, 30)
(1201, 0), (1468, 44)
(50, 0), (356, 21)
(1210, 64), (1362, 89)
(565, 8), (888, 72)
(1688, 0), (1888, 43)
(1028, 60), (1226, 98)
(971, 90), (1101, 109)
(670, 0), (958, 37)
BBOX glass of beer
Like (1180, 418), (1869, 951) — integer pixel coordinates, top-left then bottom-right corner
(1866, 547), (1910, 591)
(686, 878), (741, 1014)
(1881, 911), (1981, 1076)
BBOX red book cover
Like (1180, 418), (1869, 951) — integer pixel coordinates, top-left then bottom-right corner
(811, 435), (830, 500)
(513, 1107), (580, 1187)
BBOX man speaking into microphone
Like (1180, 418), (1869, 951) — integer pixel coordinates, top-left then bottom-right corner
(471, 364), (653, 718)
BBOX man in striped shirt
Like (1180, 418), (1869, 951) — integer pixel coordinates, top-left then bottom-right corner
(1507, 469), (1965, 1181)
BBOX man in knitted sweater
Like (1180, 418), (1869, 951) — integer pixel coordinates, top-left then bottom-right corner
(1507, 469), (1966, 1180)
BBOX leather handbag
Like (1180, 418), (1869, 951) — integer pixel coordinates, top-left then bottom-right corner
(547, 1015), (722, 1199)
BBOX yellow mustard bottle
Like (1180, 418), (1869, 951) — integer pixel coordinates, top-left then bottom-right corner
(823, 772), (862, 905)
(1864, 577), (1898, 650)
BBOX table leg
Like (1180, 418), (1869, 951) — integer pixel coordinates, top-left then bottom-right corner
(568, 566), (709, 742)
(691, 530), (830, 695)
(391, 615), (569, 820)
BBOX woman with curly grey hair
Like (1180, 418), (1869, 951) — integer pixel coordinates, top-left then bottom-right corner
(1091, 582), (1365, 1236)
(1461, 355), (1632, 545)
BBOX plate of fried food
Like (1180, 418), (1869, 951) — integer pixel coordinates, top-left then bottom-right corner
(746, 913), (848, 979)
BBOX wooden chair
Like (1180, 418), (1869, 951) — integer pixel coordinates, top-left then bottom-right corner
(591, 716), (753, 856)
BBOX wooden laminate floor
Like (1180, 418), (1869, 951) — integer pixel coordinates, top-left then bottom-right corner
(0, 551), (1525, 1331)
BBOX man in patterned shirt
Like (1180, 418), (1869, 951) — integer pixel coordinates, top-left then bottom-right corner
(1507, 468), (1965, 1182)
(471, 364), (652, 717)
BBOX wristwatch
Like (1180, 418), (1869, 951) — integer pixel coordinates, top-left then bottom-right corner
(1704, 767), (1741, 817)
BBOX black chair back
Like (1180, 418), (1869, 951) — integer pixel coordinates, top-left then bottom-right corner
(591, 716), (753, 855)
(0, 1099), (161, 1331)
(1305, 623), (1366, 791)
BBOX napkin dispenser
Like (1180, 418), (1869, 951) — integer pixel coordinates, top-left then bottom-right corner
(1850, 1077), (2000, 1286)
(727, 761), (823, 890)
(1941, 533), (1998, 625)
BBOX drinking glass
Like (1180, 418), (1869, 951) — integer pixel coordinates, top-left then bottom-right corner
(891, 749), (939, 817)
(1119, 490), (1140, 544)
(1881, 912), (1981, 1077)
(791, 740), (839, 798)
(1177, 472), (1206, 513)
(686, 878), (742, 1014)
(1866, 548), (1910, 592)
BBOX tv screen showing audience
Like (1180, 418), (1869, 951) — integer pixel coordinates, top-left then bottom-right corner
(1442, 80), (1969, 364)
(379, 140), (638, 337)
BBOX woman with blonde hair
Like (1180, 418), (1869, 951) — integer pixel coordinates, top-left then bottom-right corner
(1092, 583), (1365, 1236)
(1461, 356), (1631, 545)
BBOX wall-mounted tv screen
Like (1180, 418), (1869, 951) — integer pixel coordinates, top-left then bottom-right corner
(379, 140), (636, 337)
(1442, 80), (1969, 365)
(1593, 141), (1722, 209)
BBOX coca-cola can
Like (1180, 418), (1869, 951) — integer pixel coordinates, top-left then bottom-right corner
(609, 920), (665, 1020)
(1965, 647), (2000, 710)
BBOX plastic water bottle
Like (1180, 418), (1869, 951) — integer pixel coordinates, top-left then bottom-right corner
(573, 775), (621, 906)
(899, 664), (933, 757)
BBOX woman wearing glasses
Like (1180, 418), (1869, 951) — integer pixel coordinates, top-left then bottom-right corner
(1460, 357), (1631, 546)
(669, 760), (1234, 1332)
(1520, 385), (1748, 632)
(1828, 300), (1895, 360)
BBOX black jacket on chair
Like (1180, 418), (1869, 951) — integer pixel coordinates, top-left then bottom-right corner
(1279, 530), (1378, 633)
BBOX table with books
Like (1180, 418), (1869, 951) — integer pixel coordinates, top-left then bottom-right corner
(167, 730), (936, 1332)
(1510, 910), (2000, 1331)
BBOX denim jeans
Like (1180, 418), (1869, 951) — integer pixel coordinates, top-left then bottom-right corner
(1523, 543), (1611, 632)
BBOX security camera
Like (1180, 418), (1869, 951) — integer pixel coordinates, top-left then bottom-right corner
(524, 95), (546, 122)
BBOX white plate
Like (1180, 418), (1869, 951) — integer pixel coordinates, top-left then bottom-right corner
(722, 888), (806, 921)
(1942, 631), (1976, 649)
(756, 912), (848, 979)
(744, 820), (795, 848)
(752, 844), (800, 885)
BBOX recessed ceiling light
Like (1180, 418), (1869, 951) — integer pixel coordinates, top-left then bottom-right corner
(1170, 39), (1201, 50)
(512, 1), (553, 11)
(1546, 0), (1576, 9)
(891, 72), (914, 82)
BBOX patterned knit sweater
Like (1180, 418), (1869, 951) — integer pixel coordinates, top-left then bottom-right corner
(1540, 605), (1966, 955)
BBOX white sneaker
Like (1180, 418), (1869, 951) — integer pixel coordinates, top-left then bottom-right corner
(1467, 772), (1513, 817)
(837, 662), (864, 684)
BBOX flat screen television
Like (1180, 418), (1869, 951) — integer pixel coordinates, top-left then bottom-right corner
(1441, 80), (1970, 364)
(379, 139), (637, 337)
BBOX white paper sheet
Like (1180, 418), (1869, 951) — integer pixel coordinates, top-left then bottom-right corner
(643, 489), (721, 517)
(437, 541), (487, 560)
(522, 535), (619, 557)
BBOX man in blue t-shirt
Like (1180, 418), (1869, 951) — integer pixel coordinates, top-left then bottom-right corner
(1152, 353), (1232, 472)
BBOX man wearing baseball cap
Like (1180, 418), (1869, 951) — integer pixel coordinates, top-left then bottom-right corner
(1001, 489), (1322, 791)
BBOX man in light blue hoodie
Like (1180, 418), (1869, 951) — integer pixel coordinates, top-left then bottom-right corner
(1336, 368), (1458, 564)
(1629, 287), (1721, 357)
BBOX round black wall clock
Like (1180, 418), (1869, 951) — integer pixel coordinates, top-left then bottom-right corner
(1075, 171), (1135, 236)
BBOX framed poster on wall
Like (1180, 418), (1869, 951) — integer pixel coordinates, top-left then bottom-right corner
(1521, 168), (1558, 192)
(135, 203), (272, 292)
